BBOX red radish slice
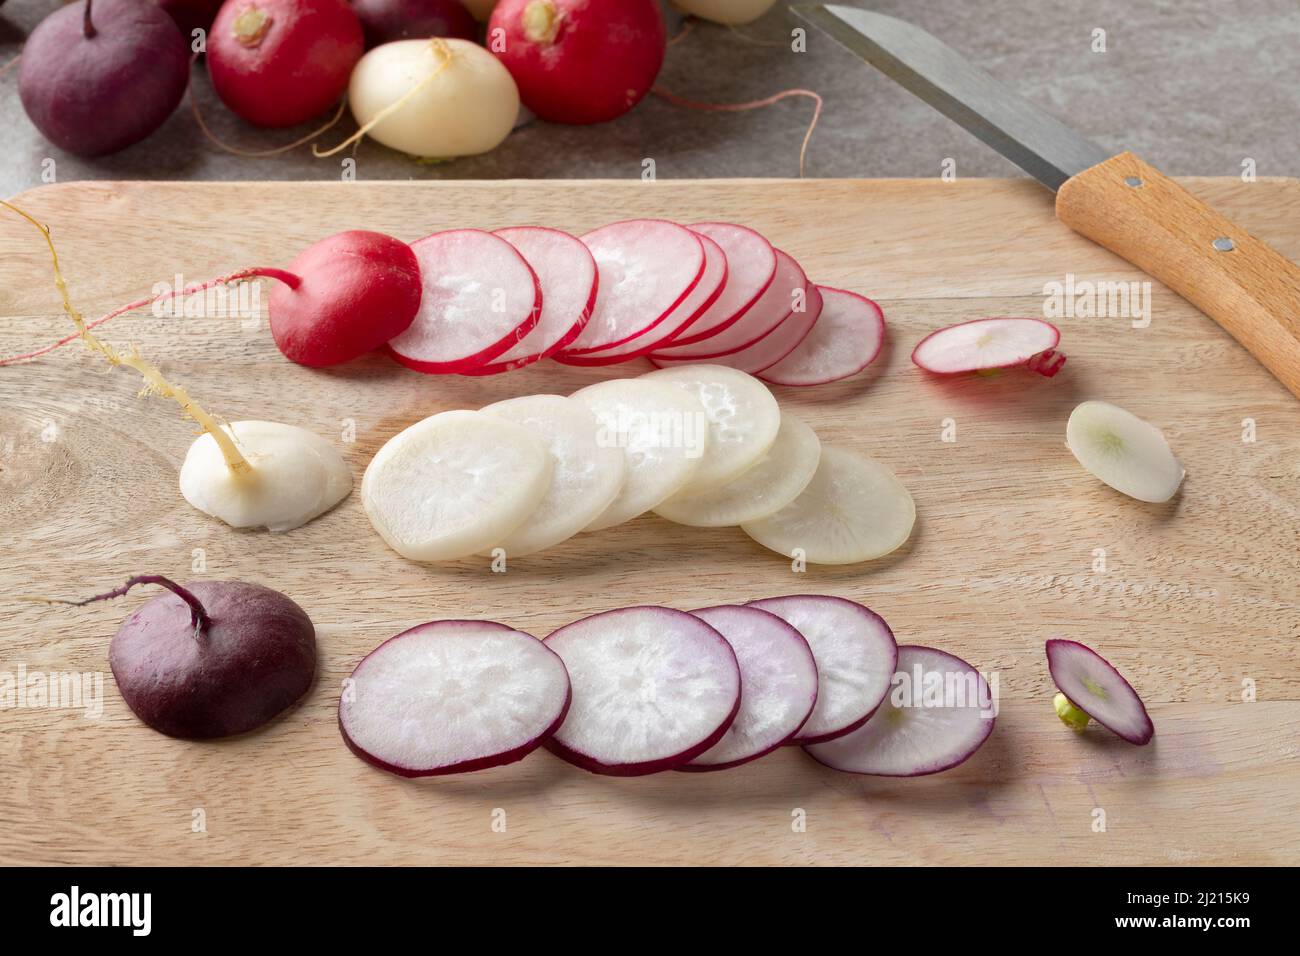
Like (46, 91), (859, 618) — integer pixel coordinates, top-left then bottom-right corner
(679, 605), (818, 771)
(1046, 639), (1154, 745)
(670, 222), (777, 346)
(465, 226), (597, 375)
(542, 606), (741, 775)
(655, 284), (824, 375)
(747, 595), (897, 744)
(911, 317), (1062, 376)
(339, 620), (571, 777)
(558, 220), (705, 355)
(388, 229), (542, 374)
(805, 646), (996, 776)
(760, 287), (885, 387)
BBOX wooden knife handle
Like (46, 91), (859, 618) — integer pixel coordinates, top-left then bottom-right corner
(1056, 151), (1300, 399)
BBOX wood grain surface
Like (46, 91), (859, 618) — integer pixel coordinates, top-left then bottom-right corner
(1, 178), (1297, 866)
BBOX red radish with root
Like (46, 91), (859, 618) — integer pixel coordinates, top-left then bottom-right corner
(350, 0), (477, 47)
(911, 317), (1065, 377)
(1047, 639), (1154, 745)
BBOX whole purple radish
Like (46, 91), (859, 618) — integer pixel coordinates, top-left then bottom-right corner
(1046, 639), (1154, 745)
(19, 0), (190, 157)
(350, 0), (478, 47)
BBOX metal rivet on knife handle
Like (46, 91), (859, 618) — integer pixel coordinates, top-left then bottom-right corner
(1213, 237), (1236, 252)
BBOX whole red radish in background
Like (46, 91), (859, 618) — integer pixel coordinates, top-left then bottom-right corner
(156, 0), (225, 37)
(207, 0), (364, 127)
(350, 0), (477, 47)
(488, 0), (665, 124)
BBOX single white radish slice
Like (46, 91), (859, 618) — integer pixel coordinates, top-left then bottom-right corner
(654, 412), (821, 527)
(542, 606), (741, 775)
(911, 316), (1060, 375)
(748, 594), (898, 744)
(388, 229), (542, 374)
(339, 620), (572, 777)
(680, 605), (818, 771)
(1046, 639), (1155, 744)
(1065, 400), (1184, 503)
(560, 219), (705, 354)
(641, 364), (781, 493)
(465, 227), (597, 375)
(180, 420), (352, 532)
(362, 410), (552, 561)
(670, 222), (777, 346)
(742, 446), (915, 564)
(570, 378), (709, 530)
(760, 287), (885, 387)
(805, 645), (996, 775)
(654, 284), (824, 375)
(478, 395), (626, 557)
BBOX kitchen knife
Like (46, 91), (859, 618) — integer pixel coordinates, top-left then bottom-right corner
(794, 3), (1300, 399)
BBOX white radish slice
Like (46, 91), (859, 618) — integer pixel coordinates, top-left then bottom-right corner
(180, 420), (352, 532)
(570, 378), (709, 530)
(805, 645), (996, 775)
(560, 219), (705, 354)
(362, 410), (552, 561)
(388, 229), (542, 374)
(748, 594), (897, 744)
(742, 446), (915, 564)
(760, 287), (885, 387)
(1065, 400), (1185, 503)
(911, 316), (1059, 375)
(1046, 639), (1154, 745)
(680, 605), (818, 771)
(655, 284), (824, 375)
(542, 606), (741, 775)
(641, 364), (781, 493)
(478, 395), (626, 557)
(670, 222), (777, 346)
(654, 412), (821, 527)
(339, 620), (572, 777)
(465, 227), (597, 375)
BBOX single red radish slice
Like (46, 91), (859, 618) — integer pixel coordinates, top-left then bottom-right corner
(669, 222), (777, 346)
(339, 620), (572, 777)
(748, 595), (897, 744)
(805, 645), (996, 776)
(542, 606), (741, 775)
(760, 287), (885, 387)
(387, 229), (542, 374)
(679, 605), (818, 771)
(463, 226), (597, 375)
(911, 317), (1062, 376)
(1046, 639), (1154, 745)
(559, 220), (705, 355)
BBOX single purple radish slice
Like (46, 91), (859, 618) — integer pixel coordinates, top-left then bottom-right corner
(656, 284), (824, 375)
(558, 219), (706, 355)
(911, 317), (1063, 376)
(747, 595), (897, 744)
(760, 287), (885, 387)
(805, 645), (996, 776)
(465, 226), (597, 375)
(670, 222), (778, 346)
(339, 620), (571, 777)
(542, 606), (741, 776)
(388, 229), (542, 374)
(1046, 639), (1154, 745)
(679, 605), (818, 771)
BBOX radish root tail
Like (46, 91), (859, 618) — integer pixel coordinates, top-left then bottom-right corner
(1026, 348), (1067, 377)
(19, 574), (211, 639)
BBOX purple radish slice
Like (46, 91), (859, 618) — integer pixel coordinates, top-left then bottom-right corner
(388, 229), (542, 374)
(747, 595), (897, 744)
(760, 287), (884, 387)
(340, 620), (571, 777)
(805, 645), (996, 776)
(679, 605), (818, 771)
(542, 606), (741, 776)
(911, 317), (1063, 376)
(670, 222), (778, 346)
(656, 284), (823, 375)
(1046, 639), (1154, 745)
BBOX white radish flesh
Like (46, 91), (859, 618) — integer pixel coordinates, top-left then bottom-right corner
(1047, 639), (1154, 745)
(760, 287), (885, 386)
(543, 606), (741, 775)
(670, 284), (823, 375)
(670, 222), (777, 346)
(742, 446), (915, 565)
(1065, 400), (1184, 503)
(911, 316), (1058, 375)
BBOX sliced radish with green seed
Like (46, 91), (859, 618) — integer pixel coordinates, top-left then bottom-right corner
(1046, 639), (1154, 745)
(911, 316), (1061, 376)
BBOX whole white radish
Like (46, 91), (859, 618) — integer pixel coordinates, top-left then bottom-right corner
(673, 0), (778, 26)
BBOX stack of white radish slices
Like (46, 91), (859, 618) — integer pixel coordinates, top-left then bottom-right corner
(361, 365), (916, 563)
(338, 595), (997, 779)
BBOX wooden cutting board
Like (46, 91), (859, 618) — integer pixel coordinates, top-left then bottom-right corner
(2, 178), (1298, 866)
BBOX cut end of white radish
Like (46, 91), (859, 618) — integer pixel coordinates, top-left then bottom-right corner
(759, 287), (884, 387)
(179, 420), (352, 533)
(340, 620), (571, 777)
(1065, 400), (1184, 503)
(1046, 639), (1154, 745)
(911, 317), (1059, 375)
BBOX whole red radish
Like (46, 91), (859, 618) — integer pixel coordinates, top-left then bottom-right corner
(18, 0), (189, 157)
(156, 0), (225, 37)
(207, 0), (364, 127)
(488, 0), (665, 124)
(350, 0), (477, 47)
